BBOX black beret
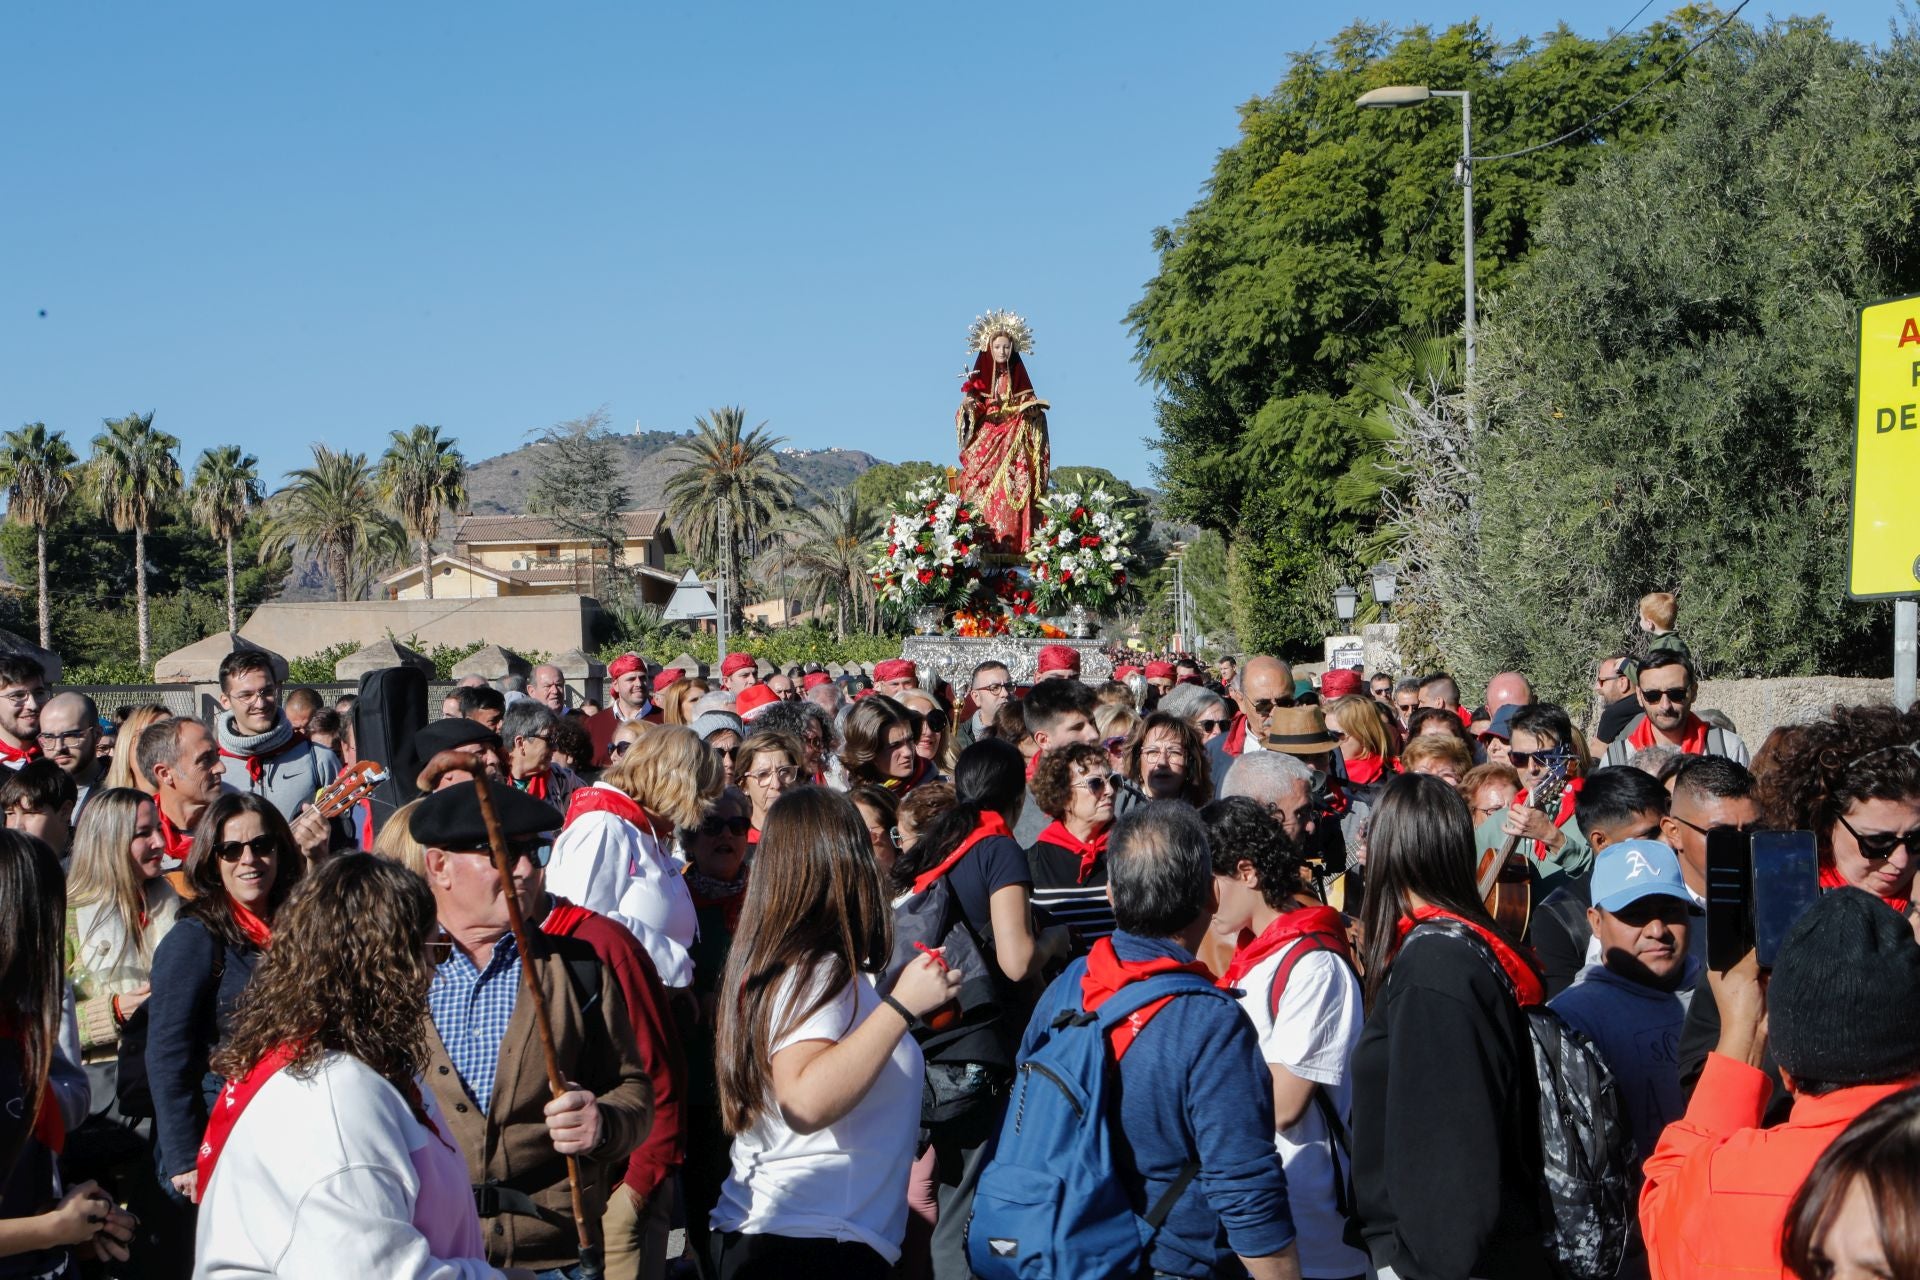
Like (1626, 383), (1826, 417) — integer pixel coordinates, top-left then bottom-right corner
(409, 778), (562, 850)
(399, 717), (503, 792)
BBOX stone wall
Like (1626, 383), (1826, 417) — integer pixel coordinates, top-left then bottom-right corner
(240, 595), (603, 660)
(1693, 676), (1897, 747)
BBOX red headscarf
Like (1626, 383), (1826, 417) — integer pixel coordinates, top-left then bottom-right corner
(721, 653), (757, 677)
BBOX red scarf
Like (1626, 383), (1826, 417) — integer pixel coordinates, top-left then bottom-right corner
(910, 811), (1009, 895)
(1819, 864), (1911, 915)
(156, 805), (196, 864)
(1395, 906), (1544, 1006)
(746, 826), (761, 846)
(0, 736), (40, 766)
(516, 769), (549, 801)
(1626, 710), (1710, 756)
(218, 732), (304, 784)
(1037, 820), (1110, 884)
(230, 898), (272, 948)
(1217, 905), (1351, 991)
(1453, 706), (1473, 729)
(0, 1016), (63, 1156)
(1080, 937), (1213, 1059)
(563, 784), (653, 836)
(539, 897), (596, 939)
(196, 1040), (301, 1196)
(1343, 753), (1391, 786)
(1515, 775), (1584, 860)
(1221, 713), (1250, 757)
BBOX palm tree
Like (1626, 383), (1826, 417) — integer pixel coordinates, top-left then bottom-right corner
(259, 445), (405, 602)
(785, 490), (880, 639)
(88, 412), (182, 668)
(188, 446), (264, 635)
(661, 407), (798, 625)
(377, 425), (467, 601)
(0, 424), (78, 650)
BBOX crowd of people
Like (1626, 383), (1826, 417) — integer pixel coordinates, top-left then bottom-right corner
(0, 597), (1914, 1279)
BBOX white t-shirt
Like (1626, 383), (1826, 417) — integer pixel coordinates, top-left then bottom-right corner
(1235, 940), (1368, 1279)
(711, 965), (923, 1263)
(546, 791), (696, 987)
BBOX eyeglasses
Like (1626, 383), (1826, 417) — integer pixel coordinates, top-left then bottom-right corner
(36, 730), (91, 747)
(699, 814), (752, 837)
(1141, 746), (1188, 765)
(1667, 814), (1760, 839)
(1640, 686), (1689, 705)
(745, 766), (799, 786)
(609, 740), (634, 759)
(972, 681), (1010, 697)
(1197, 718), (1230, 734)
(1072, 775), (1112, 796)
(0, 689), (46, 707)
(1834, 810), (1920, 861)
(1508, 749), (1570, 771)
(1472, 801), (1508, 821)
(213, 836), (283, 862)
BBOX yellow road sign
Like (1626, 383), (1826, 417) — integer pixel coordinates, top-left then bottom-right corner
(1851, 294), (1920, 599)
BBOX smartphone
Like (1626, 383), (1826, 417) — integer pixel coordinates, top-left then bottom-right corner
(1751, 830), (1822, 968)
(1705, 825), (1753, 971)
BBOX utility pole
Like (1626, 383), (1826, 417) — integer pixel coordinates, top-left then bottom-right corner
(716, 503), (730, 669)
(1896, 599), (1917, 712)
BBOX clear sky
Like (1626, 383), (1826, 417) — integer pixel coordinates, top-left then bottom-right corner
(1, 2), (1897, 493)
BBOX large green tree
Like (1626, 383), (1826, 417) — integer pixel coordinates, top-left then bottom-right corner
(1128, 16), (1703, 657)
(525, 409), (631, 596)
(377, 424), (467, 602)
(88, 411), (183, 667)
(784, 490), (881, 639)
(1405, 19), (1920, 700)
(187, 445), (263, 634)
(662, 407), (798, 625)
(259, 445), (404, 602)
(0, 424), (78, 649)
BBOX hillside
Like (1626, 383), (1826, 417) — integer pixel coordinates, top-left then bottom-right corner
(463, 429), (882, 515)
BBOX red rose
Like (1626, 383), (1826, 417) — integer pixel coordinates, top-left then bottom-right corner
(1072, 506), (1088, 520)
(1115, 572), (1128, 584)
(918, 569), (934, 585)
(1060, 570), (1073, 581)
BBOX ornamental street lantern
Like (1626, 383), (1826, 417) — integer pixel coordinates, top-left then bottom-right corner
(1332, 583), (1359, 623)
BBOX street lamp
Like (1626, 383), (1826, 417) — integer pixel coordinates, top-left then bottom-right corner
(1368, 562), (1399, 615)
(1356, 83), (1475, 431)
(1332, 583), (1359, 623)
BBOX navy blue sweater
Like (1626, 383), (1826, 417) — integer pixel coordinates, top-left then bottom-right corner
(146, 914), (261, 1178)
(1020, 931), (1295, 1277)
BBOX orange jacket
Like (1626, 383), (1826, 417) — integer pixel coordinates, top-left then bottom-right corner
(1640, 1052), (1914, 1279)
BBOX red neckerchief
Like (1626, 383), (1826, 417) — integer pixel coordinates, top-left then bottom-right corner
(1217, 905), (1351, 991)
(230, 898), (271, 949)
(1395, 906), (1544, 1006)
(1221, 713), (1250, 757)
(1080, 937), (1213, 1059)
(1819, 865), (1911, 914)
(197, 1040), (302, 1196)
(1453, 706), (1473, 729)
(1626, 710), (1710, 755)
(562, 784), (652, 836)
(0, 1016), (63, 1155)
(910, 811), (1009, 895)
(882, 757), (932, 794)
(1036, 820), (1111, 883)
(1515, 775), (1584, 859)
(516, 769), (549, 801)
(218, 732), (304, 784)
(0, 736), (40, 765)
(1025, 747), (1044, 782)
(156, 804), (195, 863)
(1343, 753), (1389, 786)
(746, 826), (761, 846)
(538, 896), (596, 939)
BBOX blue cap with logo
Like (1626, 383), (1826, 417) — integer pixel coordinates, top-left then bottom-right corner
(1591, 838), (1701, 914)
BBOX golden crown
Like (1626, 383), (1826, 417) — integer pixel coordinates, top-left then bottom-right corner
(967, 309), (1034, 355)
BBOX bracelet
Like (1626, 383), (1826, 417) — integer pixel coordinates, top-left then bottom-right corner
(880, 993), (918, 1030)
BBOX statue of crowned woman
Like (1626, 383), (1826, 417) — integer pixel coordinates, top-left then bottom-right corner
(955, 310), (1050, 555)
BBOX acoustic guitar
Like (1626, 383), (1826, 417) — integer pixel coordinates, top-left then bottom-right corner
(311, 759), (390, 820)
(1475, 760), (1569, 940)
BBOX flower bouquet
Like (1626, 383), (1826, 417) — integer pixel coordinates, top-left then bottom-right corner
(870, 481), (985, 617)
(1023, 486), (1134, 614)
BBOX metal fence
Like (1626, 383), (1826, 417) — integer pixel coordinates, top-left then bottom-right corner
(65, 681), (469, 724)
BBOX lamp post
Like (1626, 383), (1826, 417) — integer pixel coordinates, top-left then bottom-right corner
(1368, 562), (1399, 619)
(1356, 84), (1475, 432)
(1332, 583), (1359, 624)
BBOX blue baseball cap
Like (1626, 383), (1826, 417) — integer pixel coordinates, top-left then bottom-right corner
(1591, 839), (1701, 914)
(1481, 703), (1520, 742)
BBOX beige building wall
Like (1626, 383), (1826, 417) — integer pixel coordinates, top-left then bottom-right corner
(240, 595), (603, 659)
(393, 563), (507, 600)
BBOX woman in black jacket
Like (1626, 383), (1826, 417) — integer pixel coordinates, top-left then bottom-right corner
(1351, 773), (1548, 1280)
(145, 793), (303, 1205)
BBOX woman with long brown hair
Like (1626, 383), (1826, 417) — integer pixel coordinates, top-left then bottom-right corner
(193, 854), (513, 1278)
(548, 723), (723, 989)
(841, 698), (931, 794)
(711, 788), (959, 1278)
(146, 793), (304, 1205)
(1350, 773), (1547, 1279)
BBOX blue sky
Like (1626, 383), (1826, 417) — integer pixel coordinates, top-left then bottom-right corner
(0, 2), (1897, 492)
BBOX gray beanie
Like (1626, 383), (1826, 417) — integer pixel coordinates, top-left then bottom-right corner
(691, 710), (745, 743)
(1769, 887), (1920, 1087)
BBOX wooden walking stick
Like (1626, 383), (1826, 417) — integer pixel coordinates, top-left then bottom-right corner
(473, 778), (606, 1279)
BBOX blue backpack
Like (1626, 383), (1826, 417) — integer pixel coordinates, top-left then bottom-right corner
(966, 970), (1235, 1280)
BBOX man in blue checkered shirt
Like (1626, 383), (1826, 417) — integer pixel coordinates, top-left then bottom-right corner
(416, 778), (654, 1278)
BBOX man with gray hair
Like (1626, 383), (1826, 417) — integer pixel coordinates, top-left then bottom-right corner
(530, 664), (568, 712)
(500, 698), (580, 812)
(1012, 803), (1303, 1279)
(1223, 752), (1318, 847)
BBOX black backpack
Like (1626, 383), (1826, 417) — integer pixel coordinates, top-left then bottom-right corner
(1401, 919), (1635, 1280)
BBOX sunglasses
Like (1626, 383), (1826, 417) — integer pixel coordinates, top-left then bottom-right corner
(213, 836), (283, 863)
(1249, 697), (1294, 715)
(1507, 749), (1570, 771)
(609, 740), (634, 759)
(450, 841), (552, 867)
(1197, 718), (1230, 734)
(920, 710), (950, 734)
(699, 814), (752, 837)
(1835, 810), (1920, 862)
(1073, 775), (1113, 796)
(1101, 734), (1128, 754)
(1640, 686), (1689, 705)
(1667, 814), (1760, 839)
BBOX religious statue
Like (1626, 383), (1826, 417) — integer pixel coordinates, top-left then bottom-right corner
(955, 309), (1050, 555)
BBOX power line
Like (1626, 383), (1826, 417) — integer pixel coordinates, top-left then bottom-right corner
(1472, 0), (1751, 163)
(1468, 0), (1662, 157)
(1338, 179), (1454, 335)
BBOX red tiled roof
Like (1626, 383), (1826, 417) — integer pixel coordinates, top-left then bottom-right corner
(451, 510), (666, 545)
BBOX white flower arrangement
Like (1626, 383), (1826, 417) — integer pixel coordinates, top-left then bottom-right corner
(1023, 487), (1135, 612)
(869, 480), (985, 609)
